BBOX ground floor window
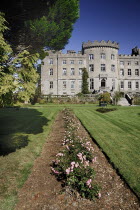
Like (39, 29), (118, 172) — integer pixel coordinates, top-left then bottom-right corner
(79, 80), (82, 89)
(63, 81), (66, 89)
(120, 81), (124, 89)
(79, 68), (82, 75)
(90, 78), (94, 89)
(71, 80), (75, 89)
(128, 81), (131, 89)
(136, 81), (139, 89)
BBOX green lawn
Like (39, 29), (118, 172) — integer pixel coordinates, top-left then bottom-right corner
(0, 106), (63, 210)
(71, 105), (140, 198)
(0, 104), (140, 210)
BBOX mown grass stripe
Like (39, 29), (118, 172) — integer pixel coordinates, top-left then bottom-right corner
(72, 106), (140, 198)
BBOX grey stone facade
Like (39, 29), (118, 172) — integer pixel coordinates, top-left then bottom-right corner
(41, 40), (140, 96)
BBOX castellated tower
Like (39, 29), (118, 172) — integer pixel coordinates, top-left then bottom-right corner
(82, 40), (119, 92)
(41, 40), (140, 96)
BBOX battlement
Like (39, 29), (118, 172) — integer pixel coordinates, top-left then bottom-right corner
(119, 54), (139, 58)
(82, 40), (119, 50)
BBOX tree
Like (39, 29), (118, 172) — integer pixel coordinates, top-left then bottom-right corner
(81, 68), (89, 94)
(1, 0), (79, 53)
(0, 13), (39, 106)
(0, 0), (79, 105)
(14, 50), (39, 103)
(0, 13), (15, 107)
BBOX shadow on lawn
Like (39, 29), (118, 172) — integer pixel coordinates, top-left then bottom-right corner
(0, 108), (49, 156)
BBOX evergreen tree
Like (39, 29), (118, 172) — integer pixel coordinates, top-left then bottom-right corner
(0, 13), (15, 107)
(1, 0), (79, 53)
(14, 50), (39, 103)
(0, 13), (39, 106)
(81, 68), (89, 94)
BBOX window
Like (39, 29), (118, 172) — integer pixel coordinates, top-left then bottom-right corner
(111, 54), (115, 60)
(120, 69), (124, 76)
(71, 80), (75, 89)
(89, 54), (94, 60)
(50, 68), (53, 75)
(101, 53), (106, 59)
(63, 81), (66, 89)
(62, 68), (67, 75)
(63, 60), (66, 64)
(71, 68), (75, 75)
(79, 60), (83, 64)
(135, 69), (139, 76)
(89, 64), (94, 72)
(128, 81), (131, 89)
(128, 61), (131, 65)
(128, 69), (131, 76)
(90, 78), (94, 89)
(50, 81), (53, 89)
(135, 61), (139, 65)
(111, 65), (115, 71)
(79, 68), (82, 75)
(120, 61), (124, 65)
(136, 81), (139, 89)
(101, 64), (106, 71)
(70, 60), (74, 64)
(120, 81), (124, 89)
(49, 58), (53, 64)
(112, 79), (115, 89)
(79, 80), (82, 89)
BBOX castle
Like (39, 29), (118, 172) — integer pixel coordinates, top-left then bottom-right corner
(41, 40), (140, 96)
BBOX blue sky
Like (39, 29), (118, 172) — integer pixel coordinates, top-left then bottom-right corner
(63, 0), (140, 55)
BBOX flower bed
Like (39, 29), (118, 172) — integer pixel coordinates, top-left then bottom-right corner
(96, 108), (117, 113)
(51, 108), (101, 200)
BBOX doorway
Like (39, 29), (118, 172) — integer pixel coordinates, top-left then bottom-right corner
(101, 78), (106, 87)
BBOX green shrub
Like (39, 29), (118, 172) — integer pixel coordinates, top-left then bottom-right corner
(133, 96), (140, 105)
(98, 92), (111, 104)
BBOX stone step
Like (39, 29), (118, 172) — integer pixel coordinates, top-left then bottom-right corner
(117, 97), (130, 106)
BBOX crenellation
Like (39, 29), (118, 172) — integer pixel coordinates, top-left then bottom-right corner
(82, 40), (119, 50)
(119, 54), (140, 58)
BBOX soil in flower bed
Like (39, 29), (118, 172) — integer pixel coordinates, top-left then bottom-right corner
(15, 110), (140, 210)
(96, 107), (117, 113)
